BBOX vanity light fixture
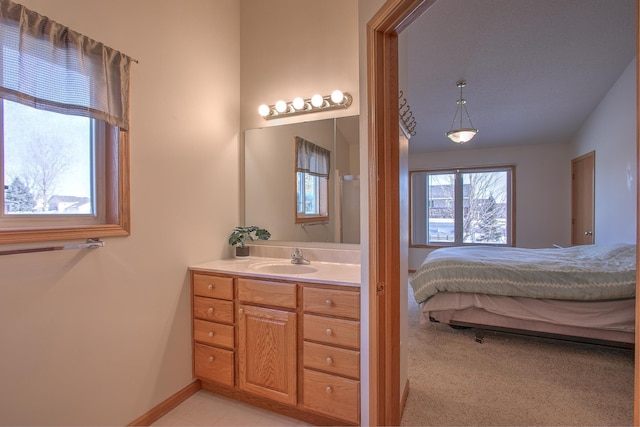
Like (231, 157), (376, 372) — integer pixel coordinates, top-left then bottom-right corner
(446, 80), (478, 144)
(258, 90), (352, 120)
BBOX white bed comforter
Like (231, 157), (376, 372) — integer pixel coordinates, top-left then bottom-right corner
(410, 244), (636, 304)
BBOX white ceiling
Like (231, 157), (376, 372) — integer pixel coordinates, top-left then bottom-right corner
(403, 0), (636, 153)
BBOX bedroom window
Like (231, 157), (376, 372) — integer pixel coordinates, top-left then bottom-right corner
(0, 0), (133, 244)
(410, 166), (514, 247)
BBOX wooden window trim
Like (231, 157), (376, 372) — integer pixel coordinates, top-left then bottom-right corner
(294, 174), (329, 224)
(0, 127), (130, 244)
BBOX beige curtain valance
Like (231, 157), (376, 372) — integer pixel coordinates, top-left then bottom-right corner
(0, 0), (133, 129)
(295, 136), (330, 179)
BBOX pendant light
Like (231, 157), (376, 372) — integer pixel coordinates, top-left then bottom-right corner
(446, 80), (478, 143)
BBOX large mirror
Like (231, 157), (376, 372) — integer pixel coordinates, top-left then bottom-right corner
(245, 115), (360, 244)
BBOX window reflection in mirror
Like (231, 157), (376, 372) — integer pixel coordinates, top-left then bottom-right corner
(244, 116), (360, 243)
(295, 136), (329, 223)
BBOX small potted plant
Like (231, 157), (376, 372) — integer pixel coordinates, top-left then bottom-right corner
(228, 225), (271, 257)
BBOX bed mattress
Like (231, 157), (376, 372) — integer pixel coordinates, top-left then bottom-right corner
(410, 244), (637, 304)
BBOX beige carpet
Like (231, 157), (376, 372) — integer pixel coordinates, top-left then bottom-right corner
(401, 288), (634, 426)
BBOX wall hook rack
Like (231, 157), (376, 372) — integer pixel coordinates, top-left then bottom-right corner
(399, 91), (417, 137)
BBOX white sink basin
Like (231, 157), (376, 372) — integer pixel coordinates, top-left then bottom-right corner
(249, 262), (318, 275)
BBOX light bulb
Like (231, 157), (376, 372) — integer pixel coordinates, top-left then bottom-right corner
(258, 104), (270, 117)
(292, 97), (305, 110)
(330, 90), (344, 104)
(311, 94), (324, 108)
(275, 100), (287, 113)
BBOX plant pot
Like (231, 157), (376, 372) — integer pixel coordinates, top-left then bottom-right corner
(235, 246), (250, 257)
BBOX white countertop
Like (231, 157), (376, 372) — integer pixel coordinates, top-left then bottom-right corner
(190, 257), (361, 287)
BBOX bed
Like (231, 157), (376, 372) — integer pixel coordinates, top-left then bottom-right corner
(409, 243), (637, 347)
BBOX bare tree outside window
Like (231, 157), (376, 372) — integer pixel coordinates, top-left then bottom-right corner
(22, 137), (71, 212)
(3, 100), (92, 215)
(462, 171), (507, 244)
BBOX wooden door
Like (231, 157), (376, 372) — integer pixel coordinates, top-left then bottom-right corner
(571, 151), (595, 245)
(237, 304), (297, 406)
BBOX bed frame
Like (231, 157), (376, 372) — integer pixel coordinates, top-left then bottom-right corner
(423, 293), (635, 349)
(435, 318), (634, 349)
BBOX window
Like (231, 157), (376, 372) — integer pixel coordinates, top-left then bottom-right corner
(0, 0), (132, 244)
(410, 166), (514, 247)
(295, 136), (329, 223)
(3, 100), (95, 217)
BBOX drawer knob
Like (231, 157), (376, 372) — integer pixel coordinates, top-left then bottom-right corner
(326, 328), (333, 336)
(208, 284), (214, 290)
(239, 308), (244, 314)
(208, 356), (214, 362)
(325, 386), (333, 394)
(326, 357), (333, 365)
(325, 299), (332, 307)
(209, 331), (215, 337)
(208, 307), (214, 314)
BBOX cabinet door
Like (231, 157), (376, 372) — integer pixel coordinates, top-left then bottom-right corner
(238, 304), (297, 405)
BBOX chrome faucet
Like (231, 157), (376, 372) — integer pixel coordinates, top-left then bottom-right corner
(291, 248), (310, 265)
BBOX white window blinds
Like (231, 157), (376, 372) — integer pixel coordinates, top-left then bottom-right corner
(0, 0), (133, 129)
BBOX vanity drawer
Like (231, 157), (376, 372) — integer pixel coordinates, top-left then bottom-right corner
(303, 341), (360, 379)
(303, 314), (360, 350)
(193, 296), (234, 324)
(237, 278), (296, 309)
(303, 369), (360, 424)
(193, 273), (234, 300)
(303, 287), (360, 320)
(194, 343), (234, 387)
(193, 319), (234, 349)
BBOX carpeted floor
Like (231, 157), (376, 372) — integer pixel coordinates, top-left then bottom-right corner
(401, 288), (634, 426)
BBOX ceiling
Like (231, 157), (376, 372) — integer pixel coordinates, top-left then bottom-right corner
(403, 0), (636, 153)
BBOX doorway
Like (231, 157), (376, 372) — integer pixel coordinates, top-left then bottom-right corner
(571, 151), (595, 245)
(367, 0), (639, 426)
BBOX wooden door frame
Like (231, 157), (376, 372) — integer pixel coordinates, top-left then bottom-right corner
(367, 0), (640, 425)
(366, 1), (436, 425)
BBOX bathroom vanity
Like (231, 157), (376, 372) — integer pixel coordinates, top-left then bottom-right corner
(189, 255), (361, 425)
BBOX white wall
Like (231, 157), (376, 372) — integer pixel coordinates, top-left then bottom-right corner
(570, 58), (637, 245)
(239, 0), (360, 243)
(408, 142), (571, 270)
(240, 0), (360, 131)
(0, 1), (241, 425)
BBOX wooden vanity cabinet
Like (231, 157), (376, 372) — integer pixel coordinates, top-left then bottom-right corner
(302, 286), (361, 424)
(190, 270), (361, 426)
(237, 278), (297, 406)
(191, 273), (235, 387)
